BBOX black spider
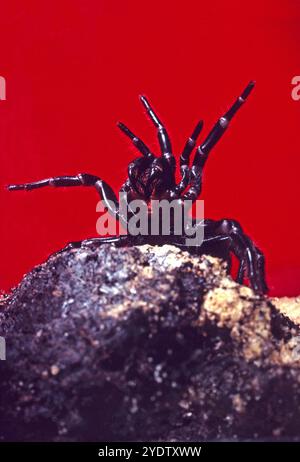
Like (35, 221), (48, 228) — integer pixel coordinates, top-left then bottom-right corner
(8, 81), (267, 294)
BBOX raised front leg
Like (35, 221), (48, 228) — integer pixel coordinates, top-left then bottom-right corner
(167, 121), (204, 200)
(139, 95), (175, 170)
(183, 82), (255, 203)
(117, 122), (155, 160)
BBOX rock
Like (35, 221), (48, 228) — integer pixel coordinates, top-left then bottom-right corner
(272, 297), (300, 325)
(0, 243), (300, 442)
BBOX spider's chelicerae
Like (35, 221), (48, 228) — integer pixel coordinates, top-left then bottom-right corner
(8, 81), (267, 294)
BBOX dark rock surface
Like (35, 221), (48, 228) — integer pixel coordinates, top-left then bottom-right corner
(1, 243), (300, 442)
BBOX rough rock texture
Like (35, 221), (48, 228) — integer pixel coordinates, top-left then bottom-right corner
(272, 297), (300, 325)
(1, 244), (300, 442)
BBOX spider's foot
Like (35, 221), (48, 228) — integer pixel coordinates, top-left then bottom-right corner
(7, 184), (26, 191)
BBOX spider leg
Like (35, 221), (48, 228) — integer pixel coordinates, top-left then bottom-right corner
(237, 258), (246, 284)
(8, 173), (127, 225)
(205, 218), (267, 294)
(181, 164), (202, 202)
(139, 95), (174, 164)
(251, 243), (268, 293)
(54, 235), (131, 256)
(237, 240), (267, 292)
(193, 81), (255, 169)
(167, 166), (190, 199)
(167, 121), (204, 199)
(170, 232), (233, 272)
(117, 122), (154, 160)
(126, 157), (150, 195)
(119, 179), (144, 219)
(180, 121), (204, 167)
(181, 82), (255, 203)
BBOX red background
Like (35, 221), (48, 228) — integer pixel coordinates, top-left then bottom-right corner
(0, 0), (299, 296)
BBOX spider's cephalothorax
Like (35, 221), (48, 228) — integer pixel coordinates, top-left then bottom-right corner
(8, 81), (268, 294)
